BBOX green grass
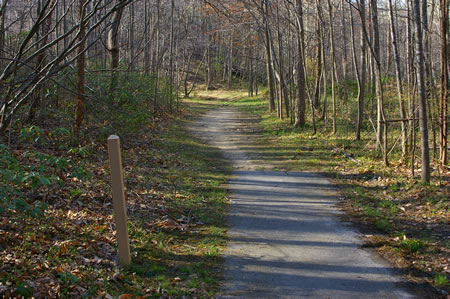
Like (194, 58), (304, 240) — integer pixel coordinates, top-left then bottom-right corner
(399, 239), (427, 253)
(375, 218), (393, 232)
(433, 274), (449, 287)
(103, 116), (231, 297)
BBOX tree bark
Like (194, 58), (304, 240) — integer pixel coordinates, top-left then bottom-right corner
(294, 0), (306, 127)
(28, 0), (56, 122)
(351, 0), (366, 140)
(248, 46), (254, 96)
(0, 0), (7, 69)
(327, 0), (337, 134)
(313, 17), (322, 109)
(128, 1), (134, 70)
(370, 0), (384, 153)
(439, 0), (448, 165)
(406, 0), (416, 175)
(108, 0), (126, 93)
(263, 0), (276, 111)
(154, 0), (161, 112)
(169, 0), (175, 111)
(228, 34), (233, 89)
(388, 0), (408, 157)
(144, 0), (150, 74)
(413, 0), (431, 183)
(276, 3), (288, 119)
(340, 0), (348, 80)
(74, 0), (87, 134)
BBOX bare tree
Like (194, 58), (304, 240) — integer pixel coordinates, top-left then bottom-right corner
(294, 0), (305, 127)
(327, 0), (337, 134)
(351, 0), (367, 141)
(263, 0), (276, 111)
(107, 0), (126, 93)
(74, 0), (87, 134)
(413, 0), (431, 183)
(388, 0), (407, 157)
(0, 0), (127, 132)
(439, 0), (448, 166)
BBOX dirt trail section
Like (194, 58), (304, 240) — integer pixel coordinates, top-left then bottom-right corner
(189, 106), (416, 298)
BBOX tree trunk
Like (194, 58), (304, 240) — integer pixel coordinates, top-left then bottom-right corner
(288, 13), (294, 124)
(320, 24), (328, 123)
(340, 0), (348, 80)
(144, 0), (150, 74)
(294, 0), (306, 127)
(276, 3), (288, 119)
(169, 0), (175, 111)
(248, 46), (254, 96)
(327, 0), (337, 134)
(183, 50), (192, 98)
(263, 0), (276, 111)
(74, 0), (87, 134)
(370, 0), (384, 153)
(413, 0), (431, 183)
(228, 34), (232, 89)
(439, 0), (448, 166)
(154, 0), (160, 112)
(351, 0), (366, 140)
(313, 17), (322, 109)
(406, 0), (416, 174)
(388, 0), (408, 157)
(0, 0), (7, 69)
(128, 1), (134, 70)
(28, 0), (56, 122)
(108, 0), (126, 93)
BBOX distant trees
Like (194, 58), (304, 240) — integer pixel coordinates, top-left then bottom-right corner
(231, 0), (446, 183)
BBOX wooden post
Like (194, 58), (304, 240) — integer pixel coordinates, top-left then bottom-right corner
(107, 135), (131, 266)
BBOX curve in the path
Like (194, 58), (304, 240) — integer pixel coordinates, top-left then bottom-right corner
(190, 107), (415, 298)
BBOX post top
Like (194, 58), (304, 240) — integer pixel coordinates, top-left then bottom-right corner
(108, 135), (120, 140)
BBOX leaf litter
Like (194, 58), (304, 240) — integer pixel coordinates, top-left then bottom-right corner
(0, 111), (229, 298)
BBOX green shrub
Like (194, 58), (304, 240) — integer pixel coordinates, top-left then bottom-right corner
(433, 274), (449, 287)
(18, 126), (44, 144)
(399, 239), (426, 253)
(0, 140), (89, 216)
(364, 206), (382, 218)
(85, 71), (175, 138)
(375, 218), (392, 232)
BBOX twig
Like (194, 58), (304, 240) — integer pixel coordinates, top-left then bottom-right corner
(319, 139), (361, 163)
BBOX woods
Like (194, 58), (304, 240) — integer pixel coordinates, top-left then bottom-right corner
(200, 0), (447, 184)
(0, 0), (448, 297)
(0, 0), (448, 177)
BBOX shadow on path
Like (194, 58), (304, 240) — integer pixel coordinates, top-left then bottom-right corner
(189, 107), (416, 298)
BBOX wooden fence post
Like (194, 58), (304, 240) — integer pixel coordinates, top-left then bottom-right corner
(107, 135), (131, 266)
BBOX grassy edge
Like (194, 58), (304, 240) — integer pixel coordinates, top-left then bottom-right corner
(105, 103), (233, 297)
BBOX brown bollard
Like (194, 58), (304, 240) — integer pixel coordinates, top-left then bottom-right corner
(107, 135), (131, 266)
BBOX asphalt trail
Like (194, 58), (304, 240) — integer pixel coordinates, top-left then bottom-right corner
(190, 107), (415, 298)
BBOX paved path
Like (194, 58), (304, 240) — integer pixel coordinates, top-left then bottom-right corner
(190, 107), (415, 298)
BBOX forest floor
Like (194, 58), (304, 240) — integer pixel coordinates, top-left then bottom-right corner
(1, 101), (232, 297)
(187, 88), (449, 297)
